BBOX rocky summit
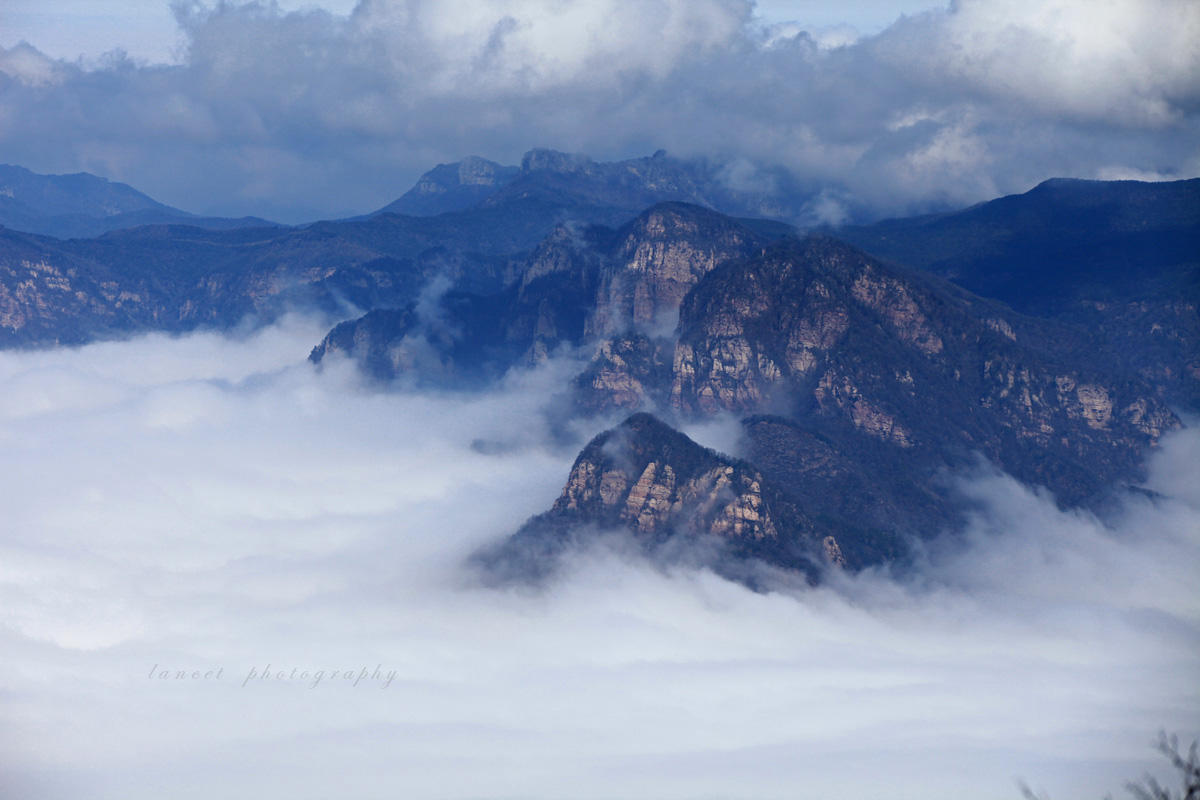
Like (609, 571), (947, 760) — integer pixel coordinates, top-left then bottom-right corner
(475, 412), (898, 584)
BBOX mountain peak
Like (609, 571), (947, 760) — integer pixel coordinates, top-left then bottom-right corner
(0, 163), (283, 238)
(375, 156), (519, 216)
(623, 201), (736, 230)
(0, 163), (172, 219)
(575, 411), (703, 468)
(519, 148), (596, 174)
(477, 411), (840, 584)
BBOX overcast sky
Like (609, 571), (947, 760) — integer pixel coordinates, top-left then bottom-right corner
(0, 318), (1196, 799)
(1, 1), (942, 63)
(0, 0), (1196, 222)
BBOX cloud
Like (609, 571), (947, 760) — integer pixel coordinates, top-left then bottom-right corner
(0, 41), (65, 87)
(889, 0), (1200, 127)
(0, 0), (1195, 222)
(0, 319), (1196, 799)
(345, 0), (751, 90)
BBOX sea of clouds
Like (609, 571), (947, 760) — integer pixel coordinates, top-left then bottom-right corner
(0, 316), (1196, 799)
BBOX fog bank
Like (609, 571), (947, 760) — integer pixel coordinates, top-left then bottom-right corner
(0, 318), (1196, 799)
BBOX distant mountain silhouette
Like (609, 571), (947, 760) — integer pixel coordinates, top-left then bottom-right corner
(374, 156), (520, 217)
(369, 148), (805, 223)
(0, 164), (279, 238)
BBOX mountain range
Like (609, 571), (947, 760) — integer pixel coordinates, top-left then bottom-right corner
(1, 150), (1194, 584)
(0, 164), (279, 239)
(0, 150), (795, 346)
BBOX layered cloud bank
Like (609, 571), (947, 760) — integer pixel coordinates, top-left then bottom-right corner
(1, 0), (1197, 221)
(0, 319), (1196, 799)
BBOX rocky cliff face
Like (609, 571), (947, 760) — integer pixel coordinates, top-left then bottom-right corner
(310, 202), (774, 380)
(477, 413), (894, 583)
(570, 334), (674, 413)
(0, 235), (138, 342)
(308, 213), (1177, 545)
(291, 179), (1200, 584)
(586, 205), (761, 337)
(573, 236), (1178, 506)
(302, 203), (1186, 583)
(552, 413), (797, 542)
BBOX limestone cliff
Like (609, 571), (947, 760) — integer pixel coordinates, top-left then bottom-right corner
(576, 236), (1178, 505)
(311, 202), (776, 380)
(570, 334), (674, 413)
(585, 204), (762, 337)
(479, 413), (896, 582)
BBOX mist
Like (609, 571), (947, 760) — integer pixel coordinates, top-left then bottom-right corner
(0, 317), (1196, 799)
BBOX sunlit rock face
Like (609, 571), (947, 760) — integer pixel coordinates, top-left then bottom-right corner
(310, 202), (777, 382)
(586, 204), (762, 338)
(553, 413), (789, 542)
(575, 235), (1177, 505)
(570, 334), (673, 414)
(477, 412), (892, 583)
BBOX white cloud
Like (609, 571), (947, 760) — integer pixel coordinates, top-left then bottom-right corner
(0, 0), (1195, 221)
(908, 0), (1200, 126)
(0, 319), (1196, 799)
(0, 41), (65, 86)
(350, 0), (750, 91)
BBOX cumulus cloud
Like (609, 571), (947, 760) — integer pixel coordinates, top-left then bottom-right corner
(887, 0), (1200, 127)
(0, 0), (1195, 221)
(0, 319), (1196, 799)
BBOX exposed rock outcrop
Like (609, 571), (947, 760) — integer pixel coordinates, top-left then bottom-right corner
(586, 205), (761, 337)
(478, 413), (896, 583)
(576, 235), (1178, 505)
(311, 202), (777, 380)
(570, 334), (674, 414)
